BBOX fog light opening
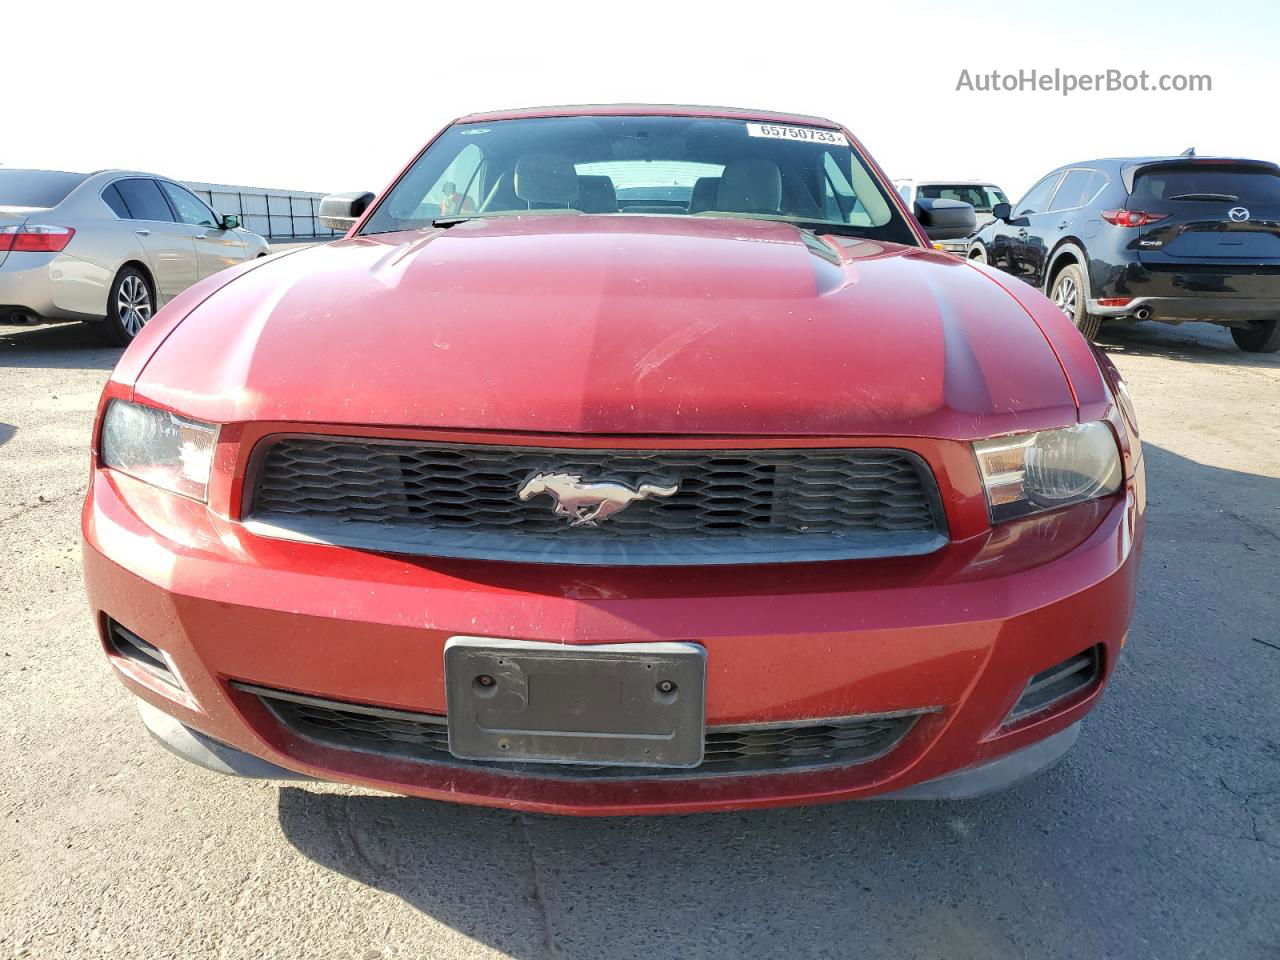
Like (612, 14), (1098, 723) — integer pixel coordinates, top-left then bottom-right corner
(104, 618), (184, 691)
(1004, 645), (1103, 725)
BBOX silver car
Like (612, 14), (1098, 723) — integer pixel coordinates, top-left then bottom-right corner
(893, 179), (1010, 255)
(0, 169), (270, 344)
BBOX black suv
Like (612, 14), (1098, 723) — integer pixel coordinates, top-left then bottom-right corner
(968, 156), (1280, 352)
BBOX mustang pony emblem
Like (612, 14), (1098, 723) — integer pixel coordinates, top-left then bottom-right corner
(517, 473), (680, 527)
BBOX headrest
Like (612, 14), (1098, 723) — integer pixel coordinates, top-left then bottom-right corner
(576, 175), (618, 213)
(514, 153), (578, 206)
(688, 176), (720, 214)
(717, 159), (782, 213)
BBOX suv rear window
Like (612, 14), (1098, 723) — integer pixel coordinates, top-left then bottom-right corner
(1132, 163), (1280, 204)
(0, 170), (87, 208)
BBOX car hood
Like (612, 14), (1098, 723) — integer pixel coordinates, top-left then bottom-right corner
(133, 215), (1078, 438)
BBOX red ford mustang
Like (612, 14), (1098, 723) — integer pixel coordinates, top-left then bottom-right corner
(82, 105), (1145, 815)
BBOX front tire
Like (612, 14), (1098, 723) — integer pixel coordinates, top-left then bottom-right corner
(1230, 319), (1280, 353)
(968, 245), (988, 264)
(1050, 263), (1102, 341)
(95, 267), (154, 346)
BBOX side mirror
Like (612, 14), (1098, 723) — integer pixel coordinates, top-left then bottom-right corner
(221, 214), (240, 230)
(991, 201), (1012, 222)
(319, 191), (375, 231)
(914, 197), (977, 242)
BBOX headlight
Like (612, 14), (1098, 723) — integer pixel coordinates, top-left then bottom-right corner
(100, 400), (218, 501)
(973, 422), (1122, 522)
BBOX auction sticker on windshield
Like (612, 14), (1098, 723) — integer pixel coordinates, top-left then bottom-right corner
(745, 122), (849, 145)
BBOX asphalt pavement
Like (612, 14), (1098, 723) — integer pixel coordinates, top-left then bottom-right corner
(0, 316), (1276, 960)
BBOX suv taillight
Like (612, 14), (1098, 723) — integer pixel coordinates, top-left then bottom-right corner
(1101, 209), (1168, 228)
(0, 225), (77, 252)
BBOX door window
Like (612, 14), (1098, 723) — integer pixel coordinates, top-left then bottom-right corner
(1014, 174), (1061, 217)
(112, 179), (176, 222)
(1049, 170), (1107, 212)
(101, 184), (131, 218)
(159, 181), (220, 227)
(918, 184), (1010, 215)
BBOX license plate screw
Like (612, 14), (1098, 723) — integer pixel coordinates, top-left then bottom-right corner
(657, 680), (676, 694)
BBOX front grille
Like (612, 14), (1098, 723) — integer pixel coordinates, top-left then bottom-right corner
(245, 437), (946, 565)
(1005, 646), (1102, 724)
(239, 683), (926, 779)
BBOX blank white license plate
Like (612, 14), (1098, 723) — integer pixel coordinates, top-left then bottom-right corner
(444, 637), (706, 768)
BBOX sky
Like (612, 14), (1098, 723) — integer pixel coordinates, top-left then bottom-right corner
(4, 0), (1277, 201)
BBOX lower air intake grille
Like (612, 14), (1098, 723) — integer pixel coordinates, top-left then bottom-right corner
(239, 684), (926, 779)
(244, 438), (947, 565)
(1006, 646), (1102, 723)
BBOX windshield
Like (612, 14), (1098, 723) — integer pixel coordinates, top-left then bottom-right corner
(917, 183), (1008, 213)
(361, 115), (918, 243)
(0, 169), (88, 208)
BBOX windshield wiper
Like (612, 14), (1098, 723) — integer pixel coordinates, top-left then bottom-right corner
(433, 210), (584, 228)
(800, 222), (871, 240)
(1168, 192), (1240, 202)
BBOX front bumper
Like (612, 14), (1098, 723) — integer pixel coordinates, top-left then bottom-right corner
(134, 694), (1083, 801)
(83, 461), (1144, 815)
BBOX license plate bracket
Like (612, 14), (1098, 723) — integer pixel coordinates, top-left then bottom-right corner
(444, 637), (706, 767)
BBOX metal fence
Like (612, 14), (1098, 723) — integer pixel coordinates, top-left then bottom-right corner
(183, 181), (341, 241)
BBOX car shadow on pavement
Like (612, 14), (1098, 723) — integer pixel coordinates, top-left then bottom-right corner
(0, 322), (120, 370)
(273, 442), (1280, 959)
(276, 774), (1080, 960)
(1098, 320), (1280, 368)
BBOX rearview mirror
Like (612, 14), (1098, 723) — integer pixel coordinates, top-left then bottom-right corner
(221, 214), (240, 230)
(914, 197), (977, 242)
(991, 201), (1012, 222)
(319, 191), (376, 232)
